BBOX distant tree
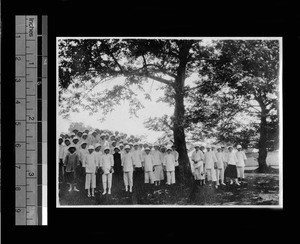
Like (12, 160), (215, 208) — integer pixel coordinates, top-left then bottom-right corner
(68, 122), (94, 133)
(186, 40), (280, 172)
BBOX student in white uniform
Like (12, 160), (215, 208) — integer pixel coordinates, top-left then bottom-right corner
(142, 147), (155, 187)
(163, 147), (176, 185)
(84, 145), (97, 197)
(224, 146), (240, 185)
(204, 145), (218, 189)
(236, 145), (247, 183)
(152, 144), (164, 186)
(191, 144), (205, 186)
(215, 146), (226, 186)
(121, 145), (135, 192)
(99, 147), (114, 195)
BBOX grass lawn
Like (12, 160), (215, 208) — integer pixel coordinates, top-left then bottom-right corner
(58, 170), (280, 206)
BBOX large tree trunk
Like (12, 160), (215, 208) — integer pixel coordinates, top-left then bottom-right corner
(257, 104), (269, 172)
(173, 92), (193, 183)
(172, 40), (194, 183)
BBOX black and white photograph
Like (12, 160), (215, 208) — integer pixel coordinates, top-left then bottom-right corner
(57, 37), (282, 207)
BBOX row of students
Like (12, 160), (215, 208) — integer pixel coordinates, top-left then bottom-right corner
(191, 144), (247, 188)
(60, 137), (178, 197)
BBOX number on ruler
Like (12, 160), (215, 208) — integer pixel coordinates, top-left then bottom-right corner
(15, 144), (21, 147)
(16, 209), (21, 213)
(15, 186), (21, 191)
(16, 165), (21, 169)
(15, 122), (21, 126)
(28, 172), (34, 177)
(16, 78), (21, 82)
(16, 100), (21, 104)
(15, 56), (22, 61)
(28, 116), (35, 120)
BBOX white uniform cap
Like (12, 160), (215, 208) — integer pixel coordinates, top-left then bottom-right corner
(133, 143), (139, 146)
(194, 143), (200, 148)
(145, 147), (151, 151)
(119, 144), (124, 147)
(114, 146), (120, 151)
(124, 145), (131, 150)
(73, 136), (79, 140)
(206, 144), (211, 148)
(80, 141), (87, 145)
(237, 145), (242, 149)
(166, 146), (172, 151)
(82, 133), (87, 136)
(94, 143), (101, 148)
(70, 132), (75, 136)
(88, 145), (94, 150)
(100, 134), (105, 137)
(104, 147), (110, 151)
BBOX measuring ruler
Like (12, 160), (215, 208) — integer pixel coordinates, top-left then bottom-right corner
(15, 15), (47, 225)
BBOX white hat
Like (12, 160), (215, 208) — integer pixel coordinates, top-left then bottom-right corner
(104, 147), (110, 151)
(145, 147), (151, 151)
(64, 138), (70, 141)
(88, 145), (94, 150)
(114, 146), (120, 151)
(133, 143), (139, 146)
(124, 145), (131, 150)
(100, 134), (105, 137)
(194, 143), (200, 148)
(73, 136), (79, 140)
(166, 146), (172, 151)
(119, 143), (124, 147)
(94, 143), (101, 148)
(206, 144), (211, 148)
(237, 145), (242, 149)
(80, 141), (87, 145)
(70, 132), (75, 136)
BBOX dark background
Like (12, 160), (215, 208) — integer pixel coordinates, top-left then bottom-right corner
(1, 0), (293, 242)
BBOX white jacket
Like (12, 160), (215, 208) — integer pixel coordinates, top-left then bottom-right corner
(84, 152), (97, 173)
(132, 149), (143, 168)
(204, 151), (217, 169)
(226, 151), (238, 165)
(236, 151), (247, 167)
(121, 152), (134, 172)
(142, 154), (155, 172)
(215, 152), (225, 169)
(151, 150), (162, 166)
(191, 150), (204, 169)
(100, 153), (114, 174)
(163, 153), (176, 172)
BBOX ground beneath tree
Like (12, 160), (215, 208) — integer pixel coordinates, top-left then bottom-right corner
(58, 172), (280, 206)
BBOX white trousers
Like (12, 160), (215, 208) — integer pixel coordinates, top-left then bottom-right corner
(123, 171), (133, 187)
(85, 173), (96, 189)
(194, 165), (204, 180)
(166, 171), (175, 185)
(102, 173), (112, 190)
(237, 166), (245, 179)
(216, 168), (224, 183)
(144, 171), (155, 184)
(206, 168), (217, 182)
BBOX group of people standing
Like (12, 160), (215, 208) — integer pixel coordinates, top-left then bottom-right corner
(58, 129), (248, 199)
(58, 129), (179, 197)
(191, 143), (247, 189)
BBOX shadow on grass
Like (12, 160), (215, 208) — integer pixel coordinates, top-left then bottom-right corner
(58, 172), (280, 206)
